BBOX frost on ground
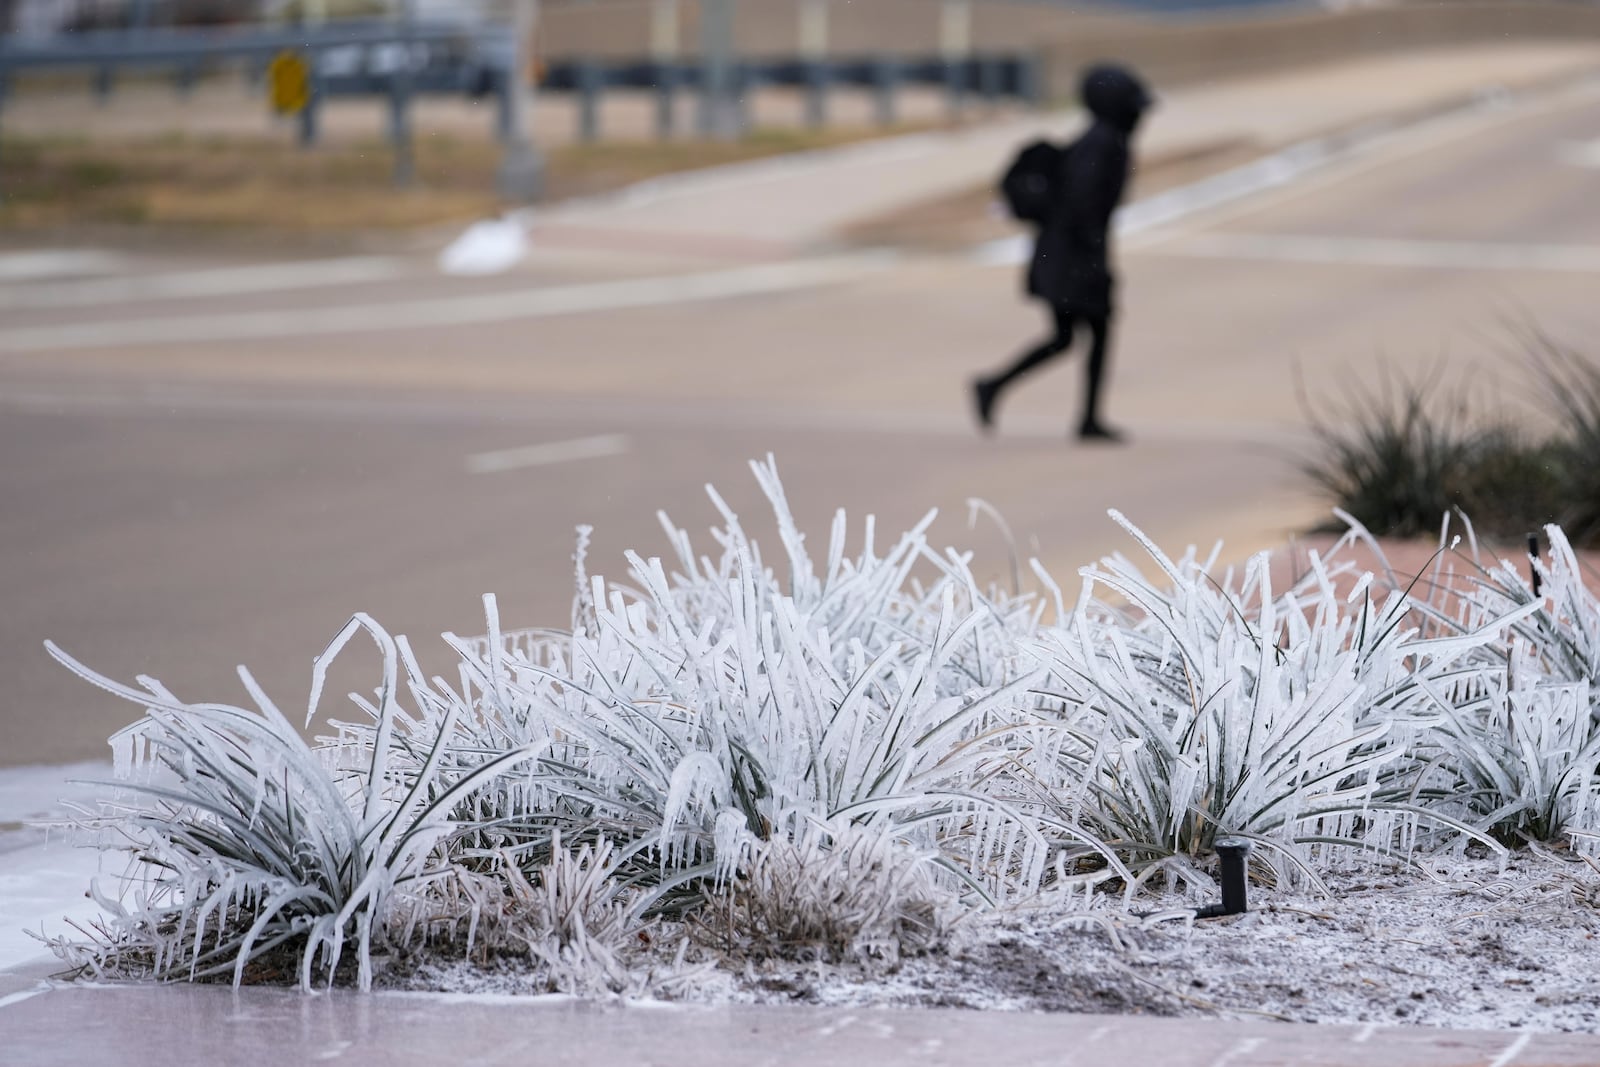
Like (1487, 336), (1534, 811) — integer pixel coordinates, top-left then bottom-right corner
(378, 853), (1600, 1033)
(31, 458), (1600, 1033)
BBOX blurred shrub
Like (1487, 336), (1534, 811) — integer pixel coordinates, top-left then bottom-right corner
(1302, 343), (1600, 548)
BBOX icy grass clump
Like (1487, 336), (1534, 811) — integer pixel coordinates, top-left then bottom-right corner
(37, 457), (1600, 991)
(695, 821), (952, 964)
(391, 833), (654, 995)
(403, 457), (1086, 911)
(1398, 520), (1600, 846)
(1031, 512), (1525, 892)
(39, 616), (541, 991)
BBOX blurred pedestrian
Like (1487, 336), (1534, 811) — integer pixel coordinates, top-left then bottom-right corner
(974, 64), (1153, 443)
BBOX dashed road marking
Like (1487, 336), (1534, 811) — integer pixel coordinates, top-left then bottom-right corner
(0, 250), (126, 283)
(466, 433), (631, 474)
(1557, 138), (1600, 167)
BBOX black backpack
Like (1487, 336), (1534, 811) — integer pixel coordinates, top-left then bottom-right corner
(1000, 140), (1064, 225)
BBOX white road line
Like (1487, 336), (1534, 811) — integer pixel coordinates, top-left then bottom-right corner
(466, 433), (630, 473)
(0, 249), (127, 282)
(0, 252), (898, 354)
(1557, 138), (1600, 167)
(1351, 1022), (1378, 1043)
(0, 256), (410, 312)
(1153, 232), (1600, 273)
(1487, 1033), (1532, 1067)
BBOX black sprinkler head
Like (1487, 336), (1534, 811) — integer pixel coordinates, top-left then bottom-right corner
(1195, 837), (1252, 919)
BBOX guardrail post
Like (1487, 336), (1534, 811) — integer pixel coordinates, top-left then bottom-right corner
(1017, 54), (1042, 109)
(391, 3), (418, 185)
(175, 61), (198, 98)
(873, 57), (897, 127)
(732, 63), (750, 133)
(94, 65), (114, 106)
(497, 0), (546, 202)
(577, 60), (602, 142)
(298, 55), (321, 147)
(804, 60), (828, 128)
(799, 0), (828, 128)
(940, 0), (971, 118)
(978, 54), (1001, 109)
(388, 72), (415, 185)
(651, 0), (679, 139)
(495, 66), (514, 142)
(0, 67), (9, 200)
(654, 61), (679, 138)
(698, 0), (737, 140)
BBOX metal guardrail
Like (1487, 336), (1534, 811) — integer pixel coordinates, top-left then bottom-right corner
(0, 19), (503, 150)
(0, 19), (487, 66)
(0, 16), (1041, 191)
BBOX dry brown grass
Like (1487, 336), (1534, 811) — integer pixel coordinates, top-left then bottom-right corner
(0, 124), (937, 237)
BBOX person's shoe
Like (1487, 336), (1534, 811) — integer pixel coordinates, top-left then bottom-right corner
(972, 378), (1000, 433)
(1077, 420), (1127, 444)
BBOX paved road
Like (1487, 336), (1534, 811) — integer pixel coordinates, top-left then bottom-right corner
(3, 75), (1600, 773)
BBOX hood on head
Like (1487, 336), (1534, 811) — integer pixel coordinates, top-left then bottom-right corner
(1081, 64), (1153, 133)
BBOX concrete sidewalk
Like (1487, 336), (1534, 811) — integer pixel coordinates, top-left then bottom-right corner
(525, 42), (1600, 255)
(2, 981), (1598, 1067)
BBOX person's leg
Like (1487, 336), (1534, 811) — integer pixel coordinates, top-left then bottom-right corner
(1077, 313), (1124, 442)
(974, 306), (1076, 431)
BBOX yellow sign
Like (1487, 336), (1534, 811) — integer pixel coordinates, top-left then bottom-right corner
(267, 50), (312, 115)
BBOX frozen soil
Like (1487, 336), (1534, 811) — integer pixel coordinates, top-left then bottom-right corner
(378, 851), (1600, 1033)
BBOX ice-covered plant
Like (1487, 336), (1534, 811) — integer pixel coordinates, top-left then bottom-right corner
(392, 832), (648, 994)
(1403, 520), (1600, 844)
(424, 459), (1104, 909)
(698, 820), (951, 964)
(1031, 513), (1510, 890)
(41, 616), (538, 990)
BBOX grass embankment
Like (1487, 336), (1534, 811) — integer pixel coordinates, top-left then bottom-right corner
(0, 124), (932, 234)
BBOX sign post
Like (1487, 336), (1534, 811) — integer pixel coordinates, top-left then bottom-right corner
(800, 0), (828, 127)
(497, 0), (545, 202)
(651, 0), (680, 137)
(698, 0), (738, 140)
(940, 0), (972, 117)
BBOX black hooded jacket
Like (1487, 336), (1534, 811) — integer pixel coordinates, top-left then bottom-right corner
(1026, 65), (1152, 316)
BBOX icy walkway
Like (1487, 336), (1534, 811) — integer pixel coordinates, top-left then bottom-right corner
(3, 986), (1598, 1067)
